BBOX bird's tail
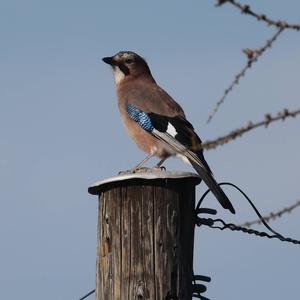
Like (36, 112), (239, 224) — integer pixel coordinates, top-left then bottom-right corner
(188, 158), (235, 214)
(152, 129), (235, 214)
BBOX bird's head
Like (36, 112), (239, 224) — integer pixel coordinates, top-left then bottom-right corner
(102, 51), (152, 84)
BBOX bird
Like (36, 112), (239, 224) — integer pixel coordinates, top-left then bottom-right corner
(102, 51), (235, 214)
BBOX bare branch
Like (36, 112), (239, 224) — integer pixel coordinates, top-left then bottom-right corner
(201, 107), (300, 150)
(207, 28), (284, 123)
(240, 200), (300, 228)
(216, 0), (300, 31)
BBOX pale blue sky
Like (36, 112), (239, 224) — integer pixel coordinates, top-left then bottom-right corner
(1, 1), (300, 299)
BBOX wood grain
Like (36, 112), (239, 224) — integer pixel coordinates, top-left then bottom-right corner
(95, 175), (199, 300)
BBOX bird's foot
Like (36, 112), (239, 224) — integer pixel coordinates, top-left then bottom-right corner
(151, 165), (166, 172)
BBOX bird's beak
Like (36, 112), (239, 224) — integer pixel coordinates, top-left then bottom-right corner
(102, 56), (117, 66)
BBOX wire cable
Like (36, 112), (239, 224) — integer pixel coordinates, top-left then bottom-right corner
(196, 182), (300, 245)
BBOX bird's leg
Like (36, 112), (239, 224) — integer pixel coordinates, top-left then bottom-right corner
(119, 149), (163, 175)
(118, 153), (155, 175)
(130, 152), (156, 172)
(152, 157), (168, 171)
(134, 153), (155, 169)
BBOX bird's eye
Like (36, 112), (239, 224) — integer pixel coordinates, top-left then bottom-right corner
(125, 58), (134, 64)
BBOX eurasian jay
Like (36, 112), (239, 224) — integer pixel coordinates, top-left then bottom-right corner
(102, 51), (235, 214)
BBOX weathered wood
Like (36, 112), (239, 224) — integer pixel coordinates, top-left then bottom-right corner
(89, 171), (201, 300)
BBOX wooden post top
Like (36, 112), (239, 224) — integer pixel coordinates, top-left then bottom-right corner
(88, 170), (201, 195)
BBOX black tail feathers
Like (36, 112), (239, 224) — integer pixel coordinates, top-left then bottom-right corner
(189, 159), (235, 214)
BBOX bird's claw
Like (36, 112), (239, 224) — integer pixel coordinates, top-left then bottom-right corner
(152, 165), (166, 171)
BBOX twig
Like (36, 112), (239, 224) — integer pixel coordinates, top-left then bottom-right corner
(206, 28), (284, 123)
(201, 107), (300, 150)
(240, 200), (300, 228)
(216, 0), (300, 31)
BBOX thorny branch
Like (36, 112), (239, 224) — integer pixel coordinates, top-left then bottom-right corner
(216, 0), (300, 31)
(206, 28), (284, 123)
(201, 107), (300, 150)
(240, 200), (300, 228)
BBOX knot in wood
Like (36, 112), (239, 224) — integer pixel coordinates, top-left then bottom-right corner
(135, 281), (145, 298)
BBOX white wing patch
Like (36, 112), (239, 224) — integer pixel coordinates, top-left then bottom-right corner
(166, 122), (177, 137)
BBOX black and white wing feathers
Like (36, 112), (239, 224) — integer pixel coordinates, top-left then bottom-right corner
(126, 104), (235, 214)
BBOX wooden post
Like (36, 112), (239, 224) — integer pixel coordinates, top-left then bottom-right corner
(88, 171), (201, 300)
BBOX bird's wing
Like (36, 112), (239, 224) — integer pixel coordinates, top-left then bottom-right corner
(125, 104), (235, 214)
(122, 80), (210, 166)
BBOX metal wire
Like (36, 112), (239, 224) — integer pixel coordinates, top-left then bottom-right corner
(196, 182), (300, 246)
(240, 199), (300, 228)
(215, 0), (300, 30)
(202, 107), (300, 150)
(196, 217), (300, 245)
(78, 289), (95, 300)
(206, 0), (300, 123)
(207, 28), (284, 123)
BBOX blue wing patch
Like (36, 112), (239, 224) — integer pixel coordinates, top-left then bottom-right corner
(126, 104), (154, 132)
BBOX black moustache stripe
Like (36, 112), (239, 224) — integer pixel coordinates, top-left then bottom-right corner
(118, 63), (130, 76)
